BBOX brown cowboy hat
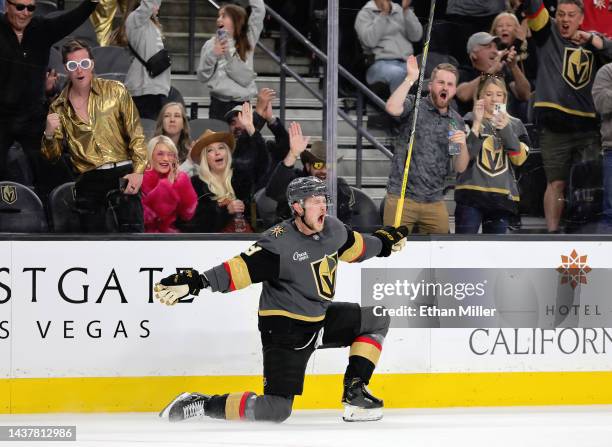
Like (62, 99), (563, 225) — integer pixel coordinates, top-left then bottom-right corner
(190, 129), (236, 164)
(299, 140), (343, 166)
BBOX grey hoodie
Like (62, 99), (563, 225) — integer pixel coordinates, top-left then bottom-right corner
(355, 1), (423, 61)
(593, 63), (612, 150)
(197, 0), (265, 102)
(125, 0), (170, 97)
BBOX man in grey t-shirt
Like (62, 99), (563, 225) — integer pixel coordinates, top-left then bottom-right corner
(384, 56), (470, 234)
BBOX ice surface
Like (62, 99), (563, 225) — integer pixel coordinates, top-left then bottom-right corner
(1, 406), (611, 447)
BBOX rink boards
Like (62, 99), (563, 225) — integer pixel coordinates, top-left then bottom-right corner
(1, 237), (612, 413)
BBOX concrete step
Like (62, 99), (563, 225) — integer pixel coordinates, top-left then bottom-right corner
(162, 16), (218, 34)
(194, 108), (384, 137)
(172, 51), (311, 75)
(175, 74), (321, 99)
(163, 33), (276, 54)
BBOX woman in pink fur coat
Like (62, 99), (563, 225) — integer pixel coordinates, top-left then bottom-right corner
(141, 135), (197, 232)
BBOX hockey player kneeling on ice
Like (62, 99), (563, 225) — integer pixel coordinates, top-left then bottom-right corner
(155, 176), (408, 423)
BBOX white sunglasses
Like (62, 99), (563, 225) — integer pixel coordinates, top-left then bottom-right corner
(65, 58), (93, 72)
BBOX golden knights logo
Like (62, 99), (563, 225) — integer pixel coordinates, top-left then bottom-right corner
(0, 185), (17, 205)
(562, 47), (594, 90)
(310, 252), (338, 300)
(477, 136), (507, 177)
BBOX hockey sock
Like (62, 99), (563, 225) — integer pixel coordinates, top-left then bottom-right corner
(205, 392), (256, 420)
(344, 334), (384, 384)
(205, 392), (293, 423)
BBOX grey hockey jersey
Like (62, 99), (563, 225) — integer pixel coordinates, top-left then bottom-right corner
(204, 216), (383, 322)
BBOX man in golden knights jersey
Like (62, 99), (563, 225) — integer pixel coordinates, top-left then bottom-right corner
(154, 175), (408, 423)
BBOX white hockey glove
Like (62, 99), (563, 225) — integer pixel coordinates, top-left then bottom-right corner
(154, 269), (210, 306)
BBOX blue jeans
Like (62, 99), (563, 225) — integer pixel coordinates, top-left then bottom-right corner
(454, 204), (510, 234)
(366, 59), (407, 95)
(599, 149), (612, 233)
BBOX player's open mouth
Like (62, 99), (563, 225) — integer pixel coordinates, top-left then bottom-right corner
(440, 92), (448, 100)
(317, 214), (325, 225)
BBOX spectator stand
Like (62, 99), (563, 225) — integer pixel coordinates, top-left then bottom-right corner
(349, 185), (381, 232)
(33, 0), (58, 17)
(253, 187), (278, 231)
(140, 118), (157, 141)
(188, 119), (229, 138)
(92, 46), (132, 84)
(0, 182), (48, 233)
(47, 181), (80, 233)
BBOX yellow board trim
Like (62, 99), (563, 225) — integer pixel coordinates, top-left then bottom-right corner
(258, 309), (325, 322)
(534, 102), (597, 118)
(339, 232), (365, 263)
(3, 371), (612, 413)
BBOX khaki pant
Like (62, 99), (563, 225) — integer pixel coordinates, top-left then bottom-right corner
(383, 194), (449, 234)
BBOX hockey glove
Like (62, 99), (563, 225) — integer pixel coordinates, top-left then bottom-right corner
(372, 225), (409, 257)
(154, 269), (210, 306)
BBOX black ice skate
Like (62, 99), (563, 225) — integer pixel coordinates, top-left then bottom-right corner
(341, 378), (383, 422)
(159, 392), (210, 422)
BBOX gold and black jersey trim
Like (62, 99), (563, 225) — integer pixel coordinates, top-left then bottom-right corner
(338, 226), (366, 263)
(534, 102), (597, 118)
(222, 244), (280, 291)
(455, 184), (520, 201)
(224, 256), (253, 291)
(258, 309), (326, 322)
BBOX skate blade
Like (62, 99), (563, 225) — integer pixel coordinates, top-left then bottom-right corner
(159, 392), (191, 420)
(342, 404), (383, 422)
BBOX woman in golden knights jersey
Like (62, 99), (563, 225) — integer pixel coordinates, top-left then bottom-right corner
(454, 76), (531, 234)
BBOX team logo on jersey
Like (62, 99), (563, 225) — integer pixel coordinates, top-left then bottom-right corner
(0, 185), (17, 205)
(270, 225), (285, 238)
(562, 47), (594, 90)
(477, 136), (507, 176)
(310, 252), (338, 300)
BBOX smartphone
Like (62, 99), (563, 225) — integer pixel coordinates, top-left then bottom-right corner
(216, 29), (228, 41)
(494, 103), (506, 116)
(119, 177), (129, 192)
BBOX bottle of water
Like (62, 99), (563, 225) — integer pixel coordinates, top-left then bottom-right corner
(233, 212), (247, 233)
(448, 119), (461, 156)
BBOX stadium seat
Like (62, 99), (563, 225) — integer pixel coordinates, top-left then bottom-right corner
(140, 118), (157, 140)
(92, 46), (132, 75)
(165, 86), (185, 107)
(254, 188), (278, 230)
(48, 182), (81, 233)
(0, 182), (48, 233)
(33, 0), (57, 17)
(97, 72), (126, 83)
(416, 51), (459, 80)
(189, 118), (229, 138)
(51, 11), (98, 50)
(349, 186), (381, 232)
(6, 143), (34, 188)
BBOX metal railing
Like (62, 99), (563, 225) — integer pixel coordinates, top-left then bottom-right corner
(199, 0), (393, 189)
